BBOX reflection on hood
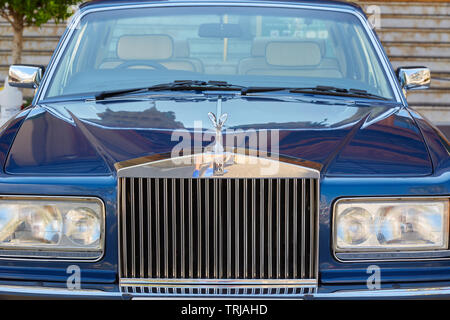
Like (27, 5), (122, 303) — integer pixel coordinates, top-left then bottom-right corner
(94, 106), (184, 129)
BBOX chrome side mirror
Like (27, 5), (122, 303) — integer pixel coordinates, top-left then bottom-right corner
(396, 66), (431, 91)
(8, 65), (45, 89)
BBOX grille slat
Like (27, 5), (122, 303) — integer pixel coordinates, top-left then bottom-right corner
(155, 180), (160, 278)
(130, 179), (136, 278)
(172, 179), (177, 278)
(120, 178), (318, 283)
(180, 180), (185, 278)
(139, 178), (145, 279)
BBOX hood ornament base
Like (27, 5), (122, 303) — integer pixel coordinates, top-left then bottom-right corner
(208, 97), (228, 176)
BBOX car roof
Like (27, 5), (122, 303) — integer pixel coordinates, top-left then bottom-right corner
(80, 0), (364, 13)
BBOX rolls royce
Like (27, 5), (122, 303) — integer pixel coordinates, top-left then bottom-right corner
(2, 0), (449, 299)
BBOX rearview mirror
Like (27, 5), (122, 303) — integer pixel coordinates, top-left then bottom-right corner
(396, 66), (431, 91)
(8, 64), (45, 89)
(198, 23), (242, 38)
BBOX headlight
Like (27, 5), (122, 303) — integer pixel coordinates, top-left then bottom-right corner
(0, 197), (104, 260)
(334, 198), (449, 253)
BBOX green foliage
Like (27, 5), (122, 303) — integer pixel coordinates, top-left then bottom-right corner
(0, 0), (82, 27)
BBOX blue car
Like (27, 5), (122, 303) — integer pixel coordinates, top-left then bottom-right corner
(1, 0), (449, 299)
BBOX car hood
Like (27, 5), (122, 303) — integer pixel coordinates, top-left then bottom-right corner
(5, 95), (432, 176)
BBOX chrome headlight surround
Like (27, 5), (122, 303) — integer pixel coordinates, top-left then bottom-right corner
(0, 196), (105, 261)
(333, 197), (450, 262)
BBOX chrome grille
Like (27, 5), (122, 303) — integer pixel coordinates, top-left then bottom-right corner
(119, 177), (318, 291)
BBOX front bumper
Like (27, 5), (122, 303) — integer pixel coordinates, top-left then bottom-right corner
(2, 284), (450, 299)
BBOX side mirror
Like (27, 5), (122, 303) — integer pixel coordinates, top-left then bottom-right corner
(396, 66), (431, 91)
(8, 64), (45, 89)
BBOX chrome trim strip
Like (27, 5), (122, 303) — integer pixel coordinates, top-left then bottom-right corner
(234, 179), (239, 278)
(172, 178), (177, 278)
(121, 278), (317, 287)
(332, 196), (450, 263)
(276, 179), (281, 279)
(4, 284), (450, 299)
(0, 285), (123, 298)
(205, 180), (210, 277)
(260, 179), (265, 278)
(251, 179), (256, 279)
(227, 179), (232, 279)
(243, 179), (248, 277)
(121, 179), (128, 276)
(155, 179), (161, 277)
(180, 180), (185, 278)
(36, 1), (405, 105)
(301, 180), (306, 278)
(130, 179), (136, 278)
(147, 179), (153, 277)
(285, 180), (289, 278)
(314, 287), (450, 299)
(198, 179), (203, 278)
(188, 178), (193, 278)
(268, 179), (273, 279)
(293, 179), (298, 278)
(164, 178), (169, 278)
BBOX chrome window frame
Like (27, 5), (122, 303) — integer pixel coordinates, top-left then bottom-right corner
(34, 1), (406, 105)
(332, 196), (450, 263)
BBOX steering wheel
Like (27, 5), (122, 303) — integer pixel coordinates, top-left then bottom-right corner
(117, 60), (168, 70)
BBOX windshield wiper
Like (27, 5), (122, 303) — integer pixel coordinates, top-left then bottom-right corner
(95, 82), (389, 101)
(95, 80), (246, 101)
(243, 85), (389, 100)
(289, 86), (389, 100)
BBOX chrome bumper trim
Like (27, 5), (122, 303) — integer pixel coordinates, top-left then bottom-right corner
(120, 278), (318, 287)
(0, 285), (123, 298)
(1, 284), (450, 299)
(315, 286), (450, 299)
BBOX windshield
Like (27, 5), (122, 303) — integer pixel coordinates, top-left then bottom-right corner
(44, 5), (395, 100)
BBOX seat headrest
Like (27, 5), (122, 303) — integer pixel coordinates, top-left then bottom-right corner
(251, 38), (268, 57)
(117, 35), (174, 60)
(251, 37), (326, 58)
(174, 40), (190, 58)
(265, 41), (322, 67)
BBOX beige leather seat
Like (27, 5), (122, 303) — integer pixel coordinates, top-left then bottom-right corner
(99, 34), (196, 72)
(173, 40), (204, 73)
(238, 38), (342, 78)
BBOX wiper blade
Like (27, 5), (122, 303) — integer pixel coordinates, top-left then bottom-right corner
(289, 86), (389, 100)
(95, 80), (245, 100)
(242, 85), (389, 100)
(241, 86), (288, 94)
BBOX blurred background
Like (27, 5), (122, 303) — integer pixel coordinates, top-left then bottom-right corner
(0, 0), (448, 138)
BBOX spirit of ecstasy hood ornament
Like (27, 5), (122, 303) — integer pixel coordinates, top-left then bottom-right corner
(208, 98), (228, 176)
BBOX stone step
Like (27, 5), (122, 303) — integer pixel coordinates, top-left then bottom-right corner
(0, 22), (66, 37)
(430, 77), (450, 89)
(390, 56), (450, 73)
(359, 2), (450, 16)
(379, 14), (450, 29)
(377, 28), (450, 43)
(0, 51), (52, 66)
(406, 89), (450, 105)
(0, 36), (60, 52)
(384, 42), (450, 58)
(412, 106), (450, 126)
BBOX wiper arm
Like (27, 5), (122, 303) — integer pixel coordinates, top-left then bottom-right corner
(289, 86), (389, 100)
(95, 80), (246, 100)
(242, 85), (389, 100)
